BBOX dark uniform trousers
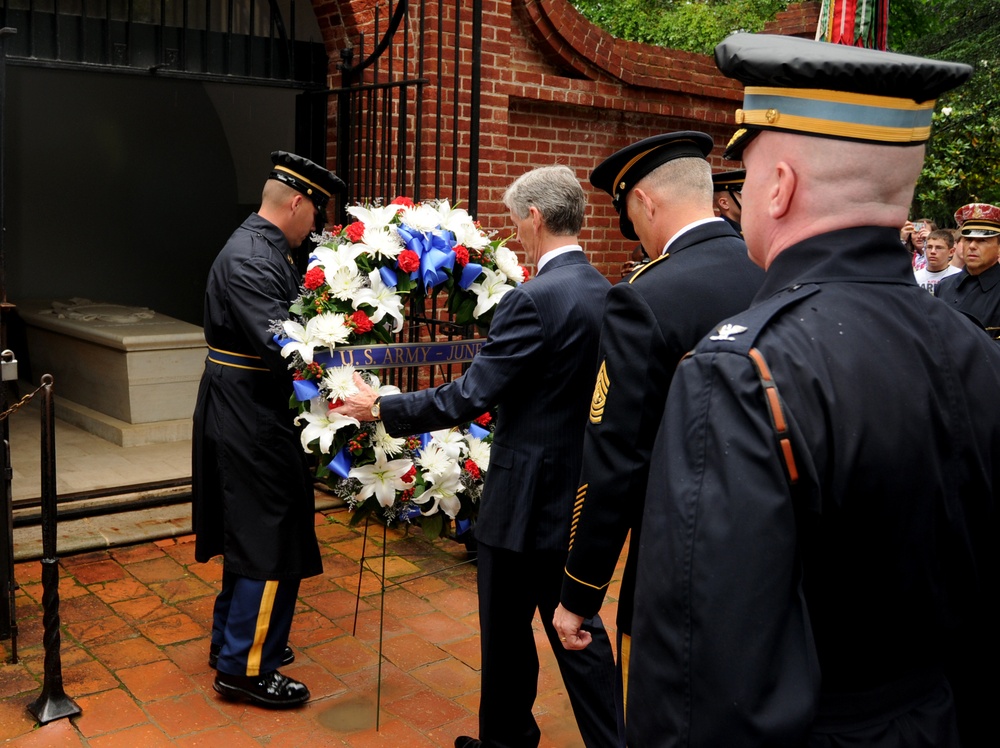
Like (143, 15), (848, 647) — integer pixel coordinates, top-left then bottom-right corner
(379, 251), (619, 747)
(477, 542), (618, 748)
(211, 570), (299, 676)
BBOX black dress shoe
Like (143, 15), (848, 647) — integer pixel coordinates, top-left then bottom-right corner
(454, 737), (482, 748)
(209, 643), (295, 669)
(214, 670), (310, 708)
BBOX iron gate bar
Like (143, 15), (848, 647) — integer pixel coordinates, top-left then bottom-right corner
(468, 0), (482, 214)
(3, 0), (323, 85)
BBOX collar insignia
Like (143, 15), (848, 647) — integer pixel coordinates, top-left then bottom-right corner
(709, 323), (748, 342)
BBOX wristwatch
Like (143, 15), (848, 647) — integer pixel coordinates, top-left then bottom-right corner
(370, 396), (382, 420)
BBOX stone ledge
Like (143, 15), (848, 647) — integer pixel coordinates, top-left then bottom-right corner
(54, 396), (194, 447)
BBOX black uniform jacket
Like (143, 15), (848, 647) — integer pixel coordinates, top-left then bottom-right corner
(936, 260), (1000, 337)
(629, 226), (999, 746)
(381, 250), (611, 553)
(561, 219), (763, 634)
(192, 213), (322, 580)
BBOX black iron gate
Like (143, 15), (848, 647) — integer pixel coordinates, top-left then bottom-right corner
(324, 0), (486, 395)
(330, 0), (483, 217)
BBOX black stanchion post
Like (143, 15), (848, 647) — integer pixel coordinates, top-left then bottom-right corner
(1, 353), (16, 656)
(0, 25), (19, 650)
(26, 374), (81, 725)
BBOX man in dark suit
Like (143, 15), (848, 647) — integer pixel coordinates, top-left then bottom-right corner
(335, 165), (618, 748)
(553, 133), (763, 735)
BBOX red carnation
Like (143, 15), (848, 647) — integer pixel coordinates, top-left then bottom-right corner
(391, 196), (414, 208)
(351, 310), (374, 333)
(474, 412), (492, 427)
(346, 221), (366, 243)
(398, 249), (420, 273)
(520, 266), (531, 281)
(464, 459), (481, 481)
(304, 266), (326, 290)
(453, 245), (470, 267)
(401, 465), (417, 484)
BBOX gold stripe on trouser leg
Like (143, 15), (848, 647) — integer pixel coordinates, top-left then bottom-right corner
(247, 580), (279, 676)
(620, 633), (631, 718)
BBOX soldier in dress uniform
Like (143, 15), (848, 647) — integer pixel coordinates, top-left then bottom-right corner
(935, 202), (1000, 337)
(192, 151), (344, 708)
(712, 168), (746, 234)
(552, 132), (763, 738)
(628, 34), (996, 747)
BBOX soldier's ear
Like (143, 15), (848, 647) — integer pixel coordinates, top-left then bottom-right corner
(770, 161), (796, 220)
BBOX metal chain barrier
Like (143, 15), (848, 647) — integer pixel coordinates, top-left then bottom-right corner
(0, 382), (44, 422)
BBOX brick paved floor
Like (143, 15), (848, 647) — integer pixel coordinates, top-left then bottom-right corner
(1, 505), (624, 746)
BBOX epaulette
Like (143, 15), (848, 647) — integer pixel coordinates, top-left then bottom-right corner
(627, 251), (670, 284)
(696, 283), (819, 356)
(688, 283), (821, 487)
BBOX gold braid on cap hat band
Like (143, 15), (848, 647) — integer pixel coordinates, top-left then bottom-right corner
(272, 164), (333, 197)
(613, 139), (699, 195)
(736, 87), (936, 144)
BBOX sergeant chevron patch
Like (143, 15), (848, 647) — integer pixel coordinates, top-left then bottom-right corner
(589, 361), (610, 424)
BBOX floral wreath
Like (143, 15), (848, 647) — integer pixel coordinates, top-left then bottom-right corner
(273, 196), (526, 537)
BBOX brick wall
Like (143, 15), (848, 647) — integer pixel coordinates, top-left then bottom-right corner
(314, 0), (821, 280)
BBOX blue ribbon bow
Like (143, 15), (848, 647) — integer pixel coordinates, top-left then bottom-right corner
(459, 262), (483, 289)
(379, 265), (398, 289)
(292, 379), (321, 402)
(328, 446), (353, 480)
(468, 423), (490, 440)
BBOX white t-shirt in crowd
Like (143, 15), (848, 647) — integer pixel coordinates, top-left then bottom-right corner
(914, 264), (962, 295)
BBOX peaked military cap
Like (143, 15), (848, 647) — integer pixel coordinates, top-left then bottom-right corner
(955, 203), (1000, 238)
(269, 151), (345, 211)
(712, 169), (746, 192)
(591, 131), (714, 241)
(714, 34), (973, 160)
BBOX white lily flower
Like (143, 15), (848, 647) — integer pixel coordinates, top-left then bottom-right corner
(416, 442), (455, 478)
(400, 202), (444, 232)
(371, 421), (406, 458)
(280, 319), (319, 364)
(468, 267), (515, 318)
(349, 453), (414, 508)
(347, 203), (401, 231)
(352, 269), (405, 333)
(370, 378), (401, 398)
(322, 365), (359, 402)
(309, 244), (364, 273)
(495, 246), (526, 284)
(413, 466), (464, 518)
(430, 429), (468, 460)
(294, 398), (359, 454)
(465, 436), (491, 472)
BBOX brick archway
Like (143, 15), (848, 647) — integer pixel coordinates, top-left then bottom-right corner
(315, 0), (820, 278)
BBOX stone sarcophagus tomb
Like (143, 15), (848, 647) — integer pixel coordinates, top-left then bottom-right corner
(18, 299), (207, 446)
